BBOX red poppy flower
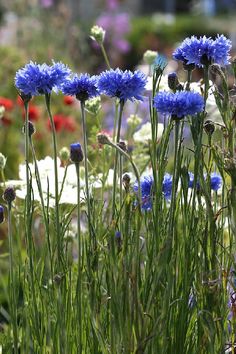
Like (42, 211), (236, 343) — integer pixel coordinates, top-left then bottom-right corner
(63, 96), (75, 105)
(1, 116), (12, 126)
(47, 114), (65, 132)
(63, 117), (76, 132)
(0, 97), (14, 111)
(28, 105), (40, 121)
(47, 114), (77, 133)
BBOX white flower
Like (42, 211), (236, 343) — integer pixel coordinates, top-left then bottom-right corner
(133, 122), (164, 142)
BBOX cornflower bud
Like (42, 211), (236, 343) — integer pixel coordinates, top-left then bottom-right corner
(97, 133), (111, 145)
(127, 114), (142, 127)
(117, 141), (127, 152)
(70, 143), (84, 164)
(122, 173), (131, 191)
(90, 25), (106, 44)
(168, 72), (180, 91)
(85, 96), (101, 115)
(204, 120), (215, 136)
(59, 147), (70, 164)
(143, 50), (158, 65)
(3, 186), (16, 204)
(23, 120), (36, 137)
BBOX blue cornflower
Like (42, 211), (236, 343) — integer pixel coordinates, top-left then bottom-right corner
(97, 68), (147, 102)
(153, 90), (204, 118)
(173, 35), (232, 67)
(0, 205), (4, 224)
(15, 61), (71, 96)
(210, 172), (222, 191)
(61, 73), (99, 102)
(162, 173), (173, 199)
(188, 172), (200, 190)
(70, 142), (84, 163)
(133, 175), (153, 211)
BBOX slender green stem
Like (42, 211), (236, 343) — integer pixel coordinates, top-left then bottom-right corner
(80, 101), (94, 245)
(29, 137), (53, 279)
(168, 120), (180, 240)
(100, 43), (111, 69)
(75, 163), (82, 353)
(112, 101), (124, 219)
(45, 93), (62, 269)
(119, 154), (123, 233)
(8, 202), (18, 353)
(186, 69), (192, 91)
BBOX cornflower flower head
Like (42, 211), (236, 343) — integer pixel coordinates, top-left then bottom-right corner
(97, 68), (147, 102)
(133, 175), (153, 211)
(188, 172), (200, 190)
(210, 172), (222, 191)
(61, 74), (99, 102)
(153, 90), (204, 118)
(15, 61), (71, 96)
(173, 35), (232, 67)
(162, 173), (173, 200)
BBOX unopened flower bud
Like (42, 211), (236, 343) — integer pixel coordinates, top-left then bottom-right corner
(122, 172), (131, 191)
(70, 143), (84, 164)
(0, 153), (6, 170)
(0, 205), (4, 224)
(117, 141), (127, 152)
(59, 147), (70, 163)
(168, 72), (179, 91)
(127, 114), (142, 127)
(97, 133), (111, 145)
(90, 25), (105, 44)
(143, 50), (158, 65)
(85, 96), (101, 115)
(22, 121), (35, 137)
(0, 106), (5, 119)
(204, 120), (215, 136)
(3, 186), (16, 204)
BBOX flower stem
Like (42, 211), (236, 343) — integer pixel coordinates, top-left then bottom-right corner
(45, 93), (62, 270)
(29, 137), (53, 279)
(100, 43), (111, 69)
(75, 163), (82, 353)
(80, 101), (95, 246)
(7, 202), (18, 353)
(112, 100), (124, 219)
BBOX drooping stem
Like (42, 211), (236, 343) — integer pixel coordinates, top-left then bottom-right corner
(45, 93), (62, 269)
(7, 202), (18, 353)
(75, 163), (82, 353)
(112, 100), (125, 219)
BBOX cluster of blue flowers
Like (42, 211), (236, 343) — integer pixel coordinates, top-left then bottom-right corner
(15, 61), (71, 96)
(133, 174), (173, 211)
(15, 62), (147, 103)
(97, 68), (147, 102)
(173, 35), (232, 67)
(188, 172), (222, 191)
(153, 91), (204, 118)
(134, 171), (222, 211)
